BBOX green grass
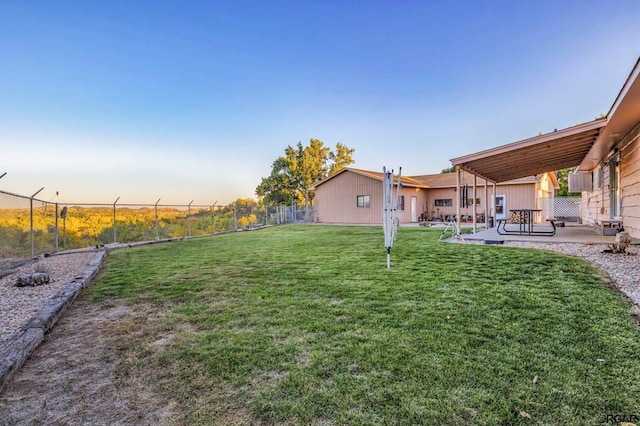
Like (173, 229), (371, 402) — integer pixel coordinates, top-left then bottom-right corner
(90, 225), (640, 425)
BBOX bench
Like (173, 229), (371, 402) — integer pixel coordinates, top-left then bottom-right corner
(497, 217), (556, 236)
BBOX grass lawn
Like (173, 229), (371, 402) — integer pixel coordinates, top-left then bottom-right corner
(90, 225), (640, 425)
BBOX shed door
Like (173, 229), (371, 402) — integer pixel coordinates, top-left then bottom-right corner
(411, 196), (418, 222)
(492, 195), (506, 220)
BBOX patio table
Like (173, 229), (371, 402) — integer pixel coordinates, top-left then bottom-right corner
(497, 209), (556, 236)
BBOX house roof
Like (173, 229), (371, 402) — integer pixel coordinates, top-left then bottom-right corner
(449, 56), (640, 182)
(312, 167), (429, 190)
(449, 118), (606, 183)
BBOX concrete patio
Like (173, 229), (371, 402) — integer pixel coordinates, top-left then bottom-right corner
(416, 221), (637, 245)
(458, 223), (637, 244)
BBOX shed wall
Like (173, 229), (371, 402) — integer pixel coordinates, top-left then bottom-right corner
(314, 171), (381, 224)
(314, 171), (429, 224)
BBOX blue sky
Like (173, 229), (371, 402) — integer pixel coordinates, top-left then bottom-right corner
(1, 1), (639, 205)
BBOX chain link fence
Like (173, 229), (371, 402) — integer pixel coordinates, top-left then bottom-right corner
(0, 190), (316, 260)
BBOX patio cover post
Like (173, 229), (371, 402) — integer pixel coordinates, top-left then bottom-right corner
(484, 178), (489, 228)
(492, 182), (497, 225)
(455, 166), (462, 233)
(473, 174), (477, 233)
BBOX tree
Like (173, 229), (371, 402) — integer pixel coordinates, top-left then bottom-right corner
(256, 157), (298, 206)
(256, 139), (355, 207)
(441, 166), (456, 173)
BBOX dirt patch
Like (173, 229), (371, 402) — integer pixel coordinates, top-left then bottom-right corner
(0, 296), (179, 425)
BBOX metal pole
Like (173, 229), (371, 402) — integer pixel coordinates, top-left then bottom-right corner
(55, 203), (59, 251)
(0, 172), (6, 180)
(187, 200), (193, 237)
(30, 187), (45, 258)
(113, 196), (120, 243)
(155, 198), (161, 240)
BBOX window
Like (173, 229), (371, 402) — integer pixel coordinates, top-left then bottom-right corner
(398, 196), (405, 211)
(434, 199), (453, 207)
(357, 195), (370, 208)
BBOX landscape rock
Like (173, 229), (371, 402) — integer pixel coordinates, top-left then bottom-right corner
(15, 273), (51, 287)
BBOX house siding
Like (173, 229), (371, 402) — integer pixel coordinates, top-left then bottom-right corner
(621, 124), (640, 237)
(582, 123), (640, 238)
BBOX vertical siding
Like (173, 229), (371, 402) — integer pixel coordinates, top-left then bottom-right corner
(315, 171), (383, 224)
(315, 171), (429, 224)
(397, 187), (428, 223)
(316, 171), (544, 225)
(425, 183), (537, 221)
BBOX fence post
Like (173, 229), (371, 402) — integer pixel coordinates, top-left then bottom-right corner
(187, 200), (193, 237)
(212, 201), (217, 234)
(29, 187), (45, 258)
(55, 203), (59, 251)
(234, 203), (238, 231)
(155, 198), (161, 240)
(113, 196), (120, 243)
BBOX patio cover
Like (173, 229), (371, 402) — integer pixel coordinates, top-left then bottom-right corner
(449, 118), (607, 183)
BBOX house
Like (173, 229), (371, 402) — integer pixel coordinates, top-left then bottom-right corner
(450, 56), (640, 239)
(312, 168), (428, 225)
(312, 167), (557, 225)
(413, 172), (558, 224)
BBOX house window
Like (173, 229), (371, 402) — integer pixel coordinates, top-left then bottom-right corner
(434, 199), (453, 207)
(398, 196), (405, 211)
(357, 195), (370, 208)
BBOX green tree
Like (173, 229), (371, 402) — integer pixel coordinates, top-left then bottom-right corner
(257, 139), (355, 207)
(256, 157), (297, 206)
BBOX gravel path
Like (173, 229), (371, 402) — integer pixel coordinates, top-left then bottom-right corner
(0, 251), (96, 345)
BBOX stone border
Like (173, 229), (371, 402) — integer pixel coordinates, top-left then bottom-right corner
(0, 250), (107, 392)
